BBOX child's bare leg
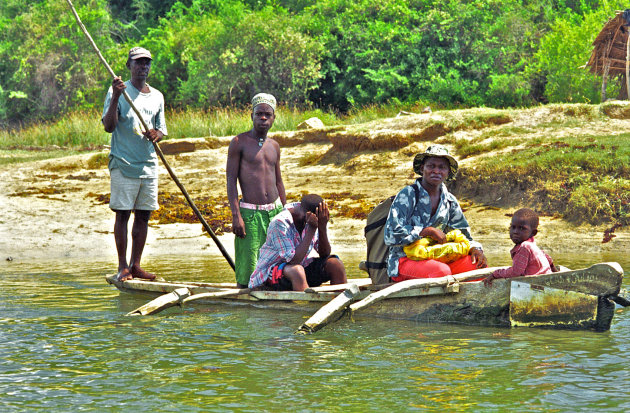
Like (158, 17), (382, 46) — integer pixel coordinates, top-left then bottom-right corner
(283, 265), (309, 291)
(324, 257), (347, 284)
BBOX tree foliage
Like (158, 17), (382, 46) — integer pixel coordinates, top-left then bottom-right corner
(0, 0), (625, 126)
(165, 5), (322, 107)
(527, 1), (629, 103)
(0, 0), (114, 125)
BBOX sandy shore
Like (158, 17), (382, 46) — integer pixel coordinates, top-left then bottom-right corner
(2, 139), (628, 269)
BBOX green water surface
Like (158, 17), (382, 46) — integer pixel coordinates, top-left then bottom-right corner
(1, 253), (628, 412)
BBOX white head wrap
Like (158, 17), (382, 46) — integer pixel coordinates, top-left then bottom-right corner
(251, 93), (277, 112)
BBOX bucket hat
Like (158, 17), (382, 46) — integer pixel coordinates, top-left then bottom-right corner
(413, 144), (458, 180)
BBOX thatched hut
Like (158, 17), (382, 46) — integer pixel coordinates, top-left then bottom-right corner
(584, 10), (630, 100)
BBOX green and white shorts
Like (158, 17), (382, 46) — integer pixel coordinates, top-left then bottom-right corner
(234, 198), (283, 286)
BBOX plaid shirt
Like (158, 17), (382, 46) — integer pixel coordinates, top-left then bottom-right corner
(492, 237), (553, 279)
(248, 203), (319, 288)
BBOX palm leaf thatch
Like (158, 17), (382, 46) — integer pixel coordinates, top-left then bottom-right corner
(584, 10), (630, 100)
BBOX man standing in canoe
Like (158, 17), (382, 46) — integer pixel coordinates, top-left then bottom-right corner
(102, 47), (167, 282)
(226, 93), (286, 288)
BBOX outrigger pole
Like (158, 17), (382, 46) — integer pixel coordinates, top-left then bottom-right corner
(65, 0), (235, 270)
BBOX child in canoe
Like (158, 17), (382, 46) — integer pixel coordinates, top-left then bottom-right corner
(248, 194), (347, 291)
(483, 208), (558, 286)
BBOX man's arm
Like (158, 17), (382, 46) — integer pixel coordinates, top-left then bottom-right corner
(102, 77), (125, 133)
(226, 138), (245, 238)
(274, 143), (286, 205)
(315, 201), (331, 257)
(144, 93), (167, 143)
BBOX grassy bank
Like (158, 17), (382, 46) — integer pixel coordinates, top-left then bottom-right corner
(452, 133), (630, 227)
(442, 104), (630, 228)
(2, 102), (628, 229)
(0, 102), (422, 154)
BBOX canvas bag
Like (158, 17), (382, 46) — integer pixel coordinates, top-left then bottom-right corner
(363, 183), (420, 285)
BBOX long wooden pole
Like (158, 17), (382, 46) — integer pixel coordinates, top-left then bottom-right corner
(349, 268), (494, 314)
(296, 284), (360, 334)
(626, 33), (630, 100)
(65, 0), (235, 270)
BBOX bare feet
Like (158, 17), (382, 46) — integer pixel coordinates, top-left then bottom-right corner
(130, 265), (156, 280)
(116, 268), (133, 282)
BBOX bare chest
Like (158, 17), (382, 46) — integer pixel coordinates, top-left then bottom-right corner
(240, 143), (277, 168)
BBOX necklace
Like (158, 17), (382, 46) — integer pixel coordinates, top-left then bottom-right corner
(258, 137), (265, 147)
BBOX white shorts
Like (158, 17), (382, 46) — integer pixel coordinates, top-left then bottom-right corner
(109, 168), (159, 211)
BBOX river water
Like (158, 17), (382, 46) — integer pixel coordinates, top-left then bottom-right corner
(1, 252), (628, 412)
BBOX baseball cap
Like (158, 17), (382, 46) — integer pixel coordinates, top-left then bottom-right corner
(128, 47), (152, 60)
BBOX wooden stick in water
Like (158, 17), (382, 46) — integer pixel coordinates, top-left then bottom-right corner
(612, 292), (630, 307)
(126, 287), (190, 316)
(126, 287), (250, 316)
(296, 284), (360, 334)
(349, 269), (493, 314)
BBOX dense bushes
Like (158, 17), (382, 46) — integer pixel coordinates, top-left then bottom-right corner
(0, 0), (628, 126)
(0, 0), (114, 124)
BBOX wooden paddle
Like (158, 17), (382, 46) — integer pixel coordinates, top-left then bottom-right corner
(349, 268), (494, 314)
(127, 287), (250, 316)
(296, 284), (361, 334)
(65, 0), (235, 271)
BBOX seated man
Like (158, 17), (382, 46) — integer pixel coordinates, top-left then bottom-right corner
(248, 194), (347, 291)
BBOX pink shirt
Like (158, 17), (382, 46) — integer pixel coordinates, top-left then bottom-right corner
(492, 237), (553, 279)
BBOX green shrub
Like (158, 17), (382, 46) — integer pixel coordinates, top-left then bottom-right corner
(0, 0), (114, 125)
(486, 74), (532, 108)
(86, 151), (109, 169)
(527, 4), (627, 104)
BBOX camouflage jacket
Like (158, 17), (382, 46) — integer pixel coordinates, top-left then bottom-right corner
(383, 179), (482, 279)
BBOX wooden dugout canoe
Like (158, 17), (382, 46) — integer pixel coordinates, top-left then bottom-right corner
(106, 262), (626, 331)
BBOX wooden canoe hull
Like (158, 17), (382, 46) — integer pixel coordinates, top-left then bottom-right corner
(106, 262), (624, 331)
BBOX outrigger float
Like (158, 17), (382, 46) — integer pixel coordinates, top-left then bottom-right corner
(106, 262), (628, 333)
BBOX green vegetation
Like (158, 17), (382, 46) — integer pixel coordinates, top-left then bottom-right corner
(2, 0), (628, 127)
(0, 111), (109, 151)
(454, 133), (630, 227)
(0, 149), (84, 166)
(0, 102), (424, 151)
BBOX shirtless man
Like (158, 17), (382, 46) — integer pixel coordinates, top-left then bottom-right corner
(226, 93), (286, 288)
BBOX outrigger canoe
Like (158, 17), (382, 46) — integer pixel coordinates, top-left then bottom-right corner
(106, 262), (627, 332)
